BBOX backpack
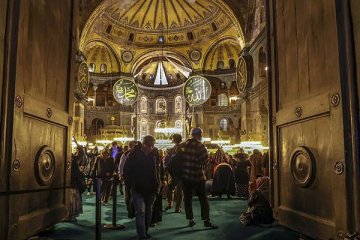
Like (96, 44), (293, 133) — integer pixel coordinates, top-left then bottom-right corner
(167, 149), (183, 178)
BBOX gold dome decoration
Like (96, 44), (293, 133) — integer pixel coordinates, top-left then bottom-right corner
(83, 41), (121, 74)
(203, 37), (240, 71)
(80, 0), (245, 48)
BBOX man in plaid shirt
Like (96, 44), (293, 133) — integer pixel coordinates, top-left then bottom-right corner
(181, 127), (218, 229)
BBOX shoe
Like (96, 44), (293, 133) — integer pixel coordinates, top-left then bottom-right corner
(86, 192), (91, 196)
(164, 206), (172, 211)
(204, 221), (218, 229)
(150, 223), (156, 227)
(188, 220), (196, 227)
(175, 209), (181, 213)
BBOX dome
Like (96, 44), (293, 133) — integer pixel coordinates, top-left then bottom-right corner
(84, 41), (121, 74)
(81, 0), (243, 48)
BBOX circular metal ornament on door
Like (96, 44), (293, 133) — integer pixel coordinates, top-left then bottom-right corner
(290, 146), (316, 188)
(35, 145), (56, 186)
(183, 75), (211, 106)
(113, 78), (139, 105)
(77, 61), (90, 95)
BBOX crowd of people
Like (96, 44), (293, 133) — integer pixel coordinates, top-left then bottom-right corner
(69, 128), (273, 239)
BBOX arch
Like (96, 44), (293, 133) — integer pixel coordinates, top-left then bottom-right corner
(175, 120), (183, 129)
(96, 93), (106, 107)
(140, 96), (148, 113)
(156, 98), (167, 115)
(175, 95), (183, 114)
(156, 120), (166, 129)
(140, 120), (149, 140)
(100, 64), (107, 73)
(90, 118), (104, 136)
(220, 118), (229, 131)
(218, 93), (229, 106)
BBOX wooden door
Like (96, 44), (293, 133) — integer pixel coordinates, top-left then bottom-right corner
(1, 1), (76, 239)
(268, 0), (357, 239)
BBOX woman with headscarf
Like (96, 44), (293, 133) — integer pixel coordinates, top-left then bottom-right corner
(151, 147), (165, 226)
(239, 176), (273, 226)
(234, 153), (251, 199)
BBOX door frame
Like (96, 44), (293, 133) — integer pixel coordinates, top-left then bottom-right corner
(335, 0), (360, 235)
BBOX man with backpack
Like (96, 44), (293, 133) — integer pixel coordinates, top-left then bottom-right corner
(164, 134), (184, 213)
(181, 127), (218, 229)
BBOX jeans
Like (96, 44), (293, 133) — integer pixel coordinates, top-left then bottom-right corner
(131, 189), (156, 238)
(182, 180), (210, 221)
(166, 177), (183, 211)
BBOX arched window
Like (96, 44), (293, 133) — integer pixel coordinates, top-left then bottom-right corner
(217, 61), (224, 70)
(218, 93), (228, 106)
(175, 96), (183, 113)
(175, 120), (182, 129)
(96, 94), (106, 106)
(156, 121), (166, 129)
(156, 98), (167, 114)
(89, 63), (95, 72)
(140, 96), (148, 113)
(259, 47), (267, 78)
(229, 59), (236, 69)
(141, 120), (148, 139)
(220, 118), (228, 131)
(100, 64), (107, 73)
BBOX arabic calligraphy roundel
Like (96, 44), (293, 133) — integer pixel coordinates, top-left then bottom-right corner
(236, 55), (253, 92)
(77, 62), (90, 95)
(113, 78), (139, 105)
(183, 76), (211, 106)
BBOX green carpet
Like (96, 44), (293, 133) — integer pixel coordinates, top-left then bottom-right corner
(38, 193), (300, 240)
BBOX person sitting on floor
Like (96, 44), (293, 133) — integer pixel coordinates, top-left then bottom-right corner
(239, 176), (274, 226)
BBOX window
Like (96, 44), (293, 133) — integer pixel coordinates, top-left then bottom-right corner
(187, 32), (194, 40)
(220, 118), (228, 131)
(106, 24), (112, 34)
(175, 96), (182, 113)
(229, 59), (236, 69)
(218, 93), (228, 106)
(211, 22), (218, 31)
(140, 96), (148, 113)
(89, 63), (95, 72)
(128, 33), (135, 42)
(141, 120), (148, 139)
(259, 47), (267, 78)
(100, 64), (107, 73)
(156, 98), (167, 114)
(217, 61), (224, 70)
(175, 120), (182, 129)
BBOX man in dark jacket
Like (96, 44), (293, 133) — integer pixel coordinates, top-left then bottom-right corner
(181, 127), (218, 229)
(124, 135), (159, 239)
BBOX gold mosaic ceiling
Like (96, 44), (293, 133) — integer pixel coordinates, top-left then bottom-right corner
(80, 0), (244, 74)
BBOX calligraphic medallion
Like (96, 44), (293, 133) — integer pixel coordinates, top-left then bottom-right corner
(183, 76), (211, 106)
(77, 62), (90, 95)
(113, 78), (139, 105)
(236, 56), (248, 92)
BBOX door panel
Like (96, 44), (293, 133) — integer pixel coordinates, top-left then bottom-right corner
(270, 0), (348, 239)
(3, 0), (75, 239)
